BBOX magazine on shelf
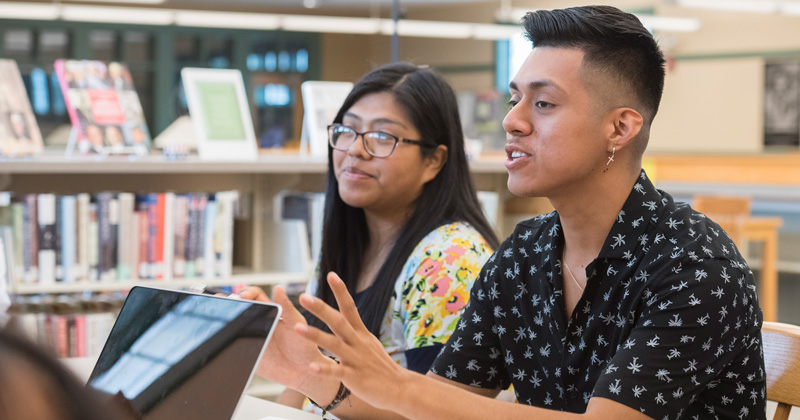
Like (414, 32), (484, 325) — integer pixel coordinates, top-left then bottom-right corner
(0, 59), (44, 157)
(53, 59), (152, 156)
(180, 68), (258, 161)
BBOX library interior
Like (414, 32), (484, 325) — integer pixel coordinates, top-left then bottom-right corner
(1, 1), (800, 420)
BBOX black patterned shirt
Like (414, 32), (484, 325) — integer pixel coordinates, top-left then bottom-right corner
(431, 171), (766, 420)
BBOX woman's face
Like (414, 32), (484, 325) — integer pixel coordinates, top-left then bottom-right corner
(332, 92), (444, 219)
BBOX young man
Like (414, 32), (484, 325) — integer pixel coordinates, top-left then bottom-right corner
(288, 5), (766, 419)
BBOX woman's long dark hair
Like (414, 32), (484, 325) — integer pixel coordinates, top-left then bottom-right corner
(311, 62), (499, 336)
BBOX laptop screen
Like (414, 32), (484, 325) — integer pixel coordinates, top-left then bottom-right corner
(87, 286), (281, 420)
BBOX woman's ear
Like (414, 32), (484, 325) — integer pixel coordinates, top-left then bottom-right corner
(607, 107), (644, 153)
(422, 145), (448, 183)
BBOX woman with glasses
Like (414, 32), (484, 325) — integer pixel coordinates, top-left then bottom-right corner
(240, 62), (499, 417)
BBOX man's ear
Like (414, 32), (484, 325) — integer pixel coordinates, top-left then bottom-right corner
(605, 107), (644, 153)
(422, 145), (448, 183)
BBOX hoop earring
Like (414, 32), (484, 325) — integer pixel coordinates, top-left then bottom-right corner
(606, 146), (616, 166)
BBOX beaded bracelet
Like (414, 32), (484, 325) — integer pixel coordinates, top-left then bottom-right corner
(308, 357), (351, 415)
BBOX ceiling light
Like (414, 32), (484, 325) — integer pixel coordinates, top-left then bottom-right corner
(0, 2), (59, 20)
(282, 15), (381, 34)
(636, 15), (702, 32)
(472, 23), (522, 40)
(175, 11), (280, 30)
(388, 19), (473, 39)
(80, 0), (165, 3)
(61, 5), (174, 25)
(677, 0), (780, 14)
(779, 1), (800, 15)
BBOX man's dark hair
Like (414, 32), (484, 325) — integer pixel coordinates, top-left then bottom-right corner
(522, 6), (666, 127)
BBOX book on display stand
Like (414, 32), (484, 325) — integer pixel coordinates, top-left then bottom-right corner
(0, 59), (45, 157)
(53, 59), (152, 156)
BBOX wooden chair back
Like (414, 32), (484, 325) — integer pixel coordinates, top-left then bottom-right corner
(692, 195), (752, 248)
(762, 321), (800, 420)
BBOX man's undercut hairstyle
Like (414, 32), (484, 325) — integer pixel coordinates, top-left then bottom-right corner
(522, 6), (666, 125)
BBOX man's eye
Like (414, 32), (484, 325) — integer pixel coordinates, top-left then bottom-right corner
(507, 100), (519, 109)
(536, 101), (553, 109)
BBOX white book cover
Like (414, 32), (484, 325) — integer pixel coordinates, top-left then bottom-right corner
(300, 81), (353, 157)
(117, 193), (135, 280)
(76, 193), (90, 282)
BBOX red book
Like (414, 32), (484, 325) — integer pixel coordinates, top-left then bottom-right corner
(55, 315), (68, 358)
(74, 314), (87, 357)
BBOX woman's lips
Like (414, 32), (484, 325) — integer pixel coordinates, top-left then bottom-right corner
(343, 166), (374, 179)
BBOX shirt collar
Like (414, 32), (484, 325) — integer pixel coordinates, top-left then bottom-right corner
(595, 169), (664, 260)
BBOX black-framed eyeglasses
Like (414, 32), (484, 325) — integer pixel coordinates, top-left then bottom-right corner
(327, 124), (430, 158)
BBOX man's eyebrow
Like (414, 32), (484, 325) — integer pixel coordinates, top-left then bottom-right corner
(508, 79), (564, 93)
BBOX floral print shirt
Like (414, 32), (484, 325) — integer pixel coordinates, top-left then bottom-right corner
(432, 171), (766, 420)
(305, 221), (493, 366)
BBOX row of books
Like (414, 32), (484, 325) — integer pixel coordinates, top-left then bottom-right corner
(0, 190), (238, 286)
(5, 293), (125, 358)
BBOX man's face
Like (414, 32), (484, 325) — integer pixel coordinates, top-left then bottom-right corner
(503, 47), (609, 199)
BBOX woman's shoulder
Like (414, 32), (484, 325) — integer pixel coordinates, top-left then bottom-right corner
(417, 221), (491, 250)
(405, 222), (494, 266)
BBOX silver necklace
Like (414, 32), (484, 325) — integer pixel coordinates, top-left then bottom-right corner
(562, 247), (586, 292)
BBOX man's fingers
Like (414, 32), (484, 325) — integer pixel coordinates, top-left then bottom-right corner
(296, 323), (349, 361)
(272, 285), (305, 321)
(309, 358), (344, 378)
(299, 293), (358, 345)
(239, 286), (270, 303)
(326, 272), (369, 333)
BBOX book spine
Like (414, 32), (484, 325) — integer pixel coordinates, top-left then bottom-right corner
(88, 201), (99, 282)
(67, 314), (77, 358)
(154, 193), (165, 279)
(96, 193), (112, 282)
(24, 195), (39, 284)
(146, 193), (159, 280)
(74, 314), (87, 357)
(173, 195), (188, 278)
(137, 196), (151, 279)
(162, 192), (174, 280)
(11, 203), (25, 283)
(195, 194), (208, 278)
(55, 314), (68, 358)
(37, 194), (56, 285)
(60, 196), (77, 283)
(203, 198), (217, 280)
(55, 196), (63, 282)
(117, 193), (134, 280)
(108, 195), (119, 281)
(76, 193), (91, 282)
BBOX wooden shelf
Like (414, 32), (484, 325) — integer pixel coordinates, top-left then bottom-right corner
(8, 269), (309, 294)
(0, 150), (508, 174)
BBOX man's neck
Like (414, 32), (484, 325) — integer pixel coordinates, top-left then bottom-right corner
(552, 167), (641, 269)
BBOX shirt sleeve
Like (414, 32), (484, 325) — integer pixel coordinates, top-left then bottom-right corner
(395, 224), (492, 350)
(430, 248), (511, 390)
(592, 256), (763, 419)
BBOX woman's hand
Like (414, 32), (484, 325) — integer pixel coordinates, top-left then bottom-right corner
(295, 272), (412, 413)
(237, 285), (327, 391)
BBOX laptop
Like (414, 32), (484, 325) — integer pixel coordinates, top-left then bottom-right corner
(87, 286), (281, 420)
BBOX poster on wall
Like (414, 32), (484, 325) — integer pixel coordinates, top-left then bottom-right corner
(764, 61), (800, 148)
(0, 59), (44, 157)
(181, 68), (258, 161)
(54, 59), (152, 155)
